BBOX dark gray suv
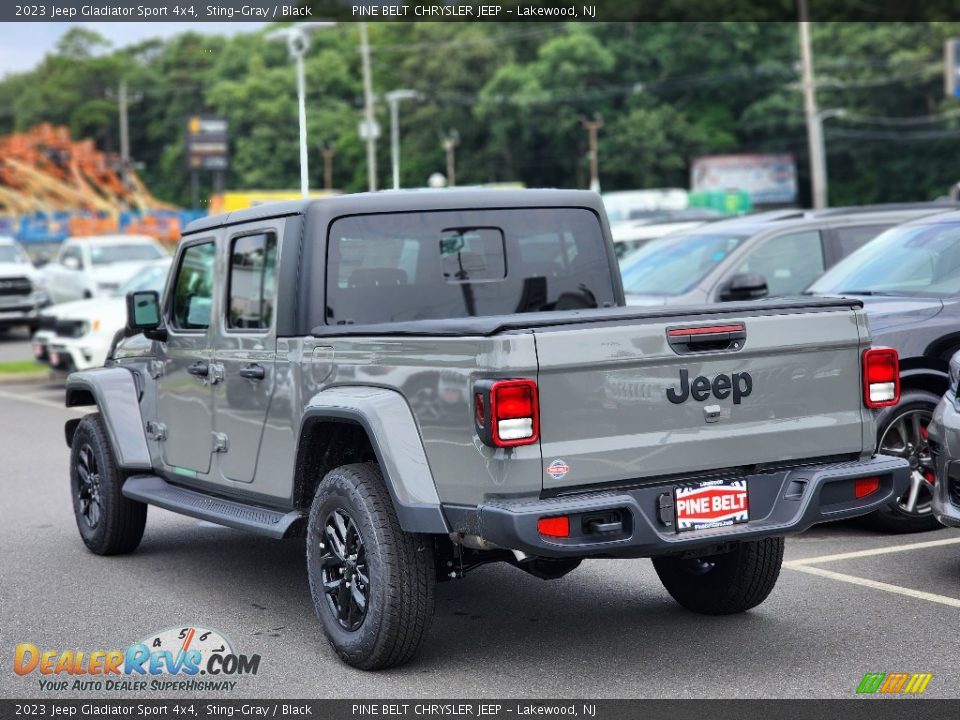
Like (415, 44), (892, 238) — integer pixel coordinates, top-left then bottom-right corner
(809, 210), (960, 531)
(620, 204), (956, 306)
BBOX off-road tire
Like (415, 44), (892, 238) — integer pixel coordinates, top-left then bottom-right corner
(868, 389), (943, 533)
(652, 537), (784, 615)
(70, 413), (147, 555)
(306, 462), (435, 670)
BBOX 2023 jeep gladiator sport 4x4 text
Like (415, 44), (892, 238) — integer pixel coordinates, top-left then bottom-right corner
(63, 189), (911, 669)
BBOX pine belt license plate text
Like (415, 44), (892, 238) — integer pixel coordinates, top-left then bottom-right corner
(675, 479), (749, 532)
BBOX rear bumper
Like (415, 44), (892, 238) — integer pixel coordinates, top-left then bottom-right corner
(448, 455), (911, 559)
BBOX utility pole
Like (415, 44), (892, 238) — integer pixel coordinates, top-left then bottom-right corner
(798, 0), (826, 208)
(359, 22), (377, 192)
(581, 115), (603, 193)
(442, 131), (459, 187)
(321, 140), (336, 191)
(118, 79), (130, 181)
(111, 79), (140, 183)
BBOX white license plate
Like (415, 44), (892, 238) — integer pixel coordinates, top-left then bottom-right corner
(675, 479), (749, 532)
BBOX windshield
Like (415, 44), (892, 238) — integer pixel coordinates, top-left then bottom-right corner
(116, 264), (170, 296)
(619, 232), (748, 296)
(0, 244), (28, 264)
(808, 221), (960, 297)
(90, 243), (164, 266)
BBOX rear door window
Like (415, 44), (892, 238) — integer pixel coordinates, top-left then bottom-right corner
(324, 208), (613, 325)
(227, 232), (278, 330)
(731, 230), (825, 296)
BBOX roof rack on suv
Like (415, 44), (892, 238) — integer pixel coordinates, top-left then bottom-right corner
(738, 209), (807, 222)
(807, 201), (960, 218)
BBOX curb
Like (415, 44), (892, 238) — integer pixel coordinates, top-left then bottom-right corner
(0, 371), (57, 385)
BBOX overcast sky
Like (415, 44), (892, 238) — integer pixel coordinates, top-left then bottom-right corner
(0, 23), (266, 77)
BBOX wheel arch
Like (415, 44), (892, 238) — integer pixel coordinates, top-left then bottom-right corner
(898, 356), (949, 397)
(294, 386), (449, 534)
(64, 368), (152, 470)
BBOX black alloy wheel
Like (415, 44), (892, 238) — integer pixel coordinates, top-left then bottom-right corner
(75, 443), (103, 529)
(319, 508), (369, 632)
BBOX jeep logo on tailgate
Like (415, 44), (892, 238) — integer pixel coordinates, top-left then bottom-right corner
(666, 369), (753, 405)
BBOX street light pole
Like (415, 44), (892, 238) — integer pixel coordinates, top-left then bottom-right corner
(813, 108), (847, 209)
(267, 22), (337, 198)
(386, 89), (418, 190)
(295, 51), (308, 198)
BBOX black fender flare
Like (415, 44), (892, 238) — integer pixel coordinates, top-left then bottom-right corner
(65, 368), (152, 470)
(297, 386), (449, 534)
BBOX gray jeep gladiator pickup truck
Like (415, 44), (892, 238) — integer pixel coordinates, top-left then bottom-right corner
(63, 189), (910, 670)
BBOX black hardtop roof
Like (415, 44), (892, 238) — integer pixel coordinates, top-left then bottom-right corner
(182, 188), (605, 235)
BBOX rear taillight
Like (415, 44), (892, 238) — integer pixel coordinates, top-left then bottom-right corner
(863, 347), (900, 408)
(473, 379), (539, 447)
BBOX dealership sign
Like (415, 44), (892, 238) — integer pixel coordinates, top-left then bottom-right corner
(186, 115), (229, 171)
(691, 154), (797, 204)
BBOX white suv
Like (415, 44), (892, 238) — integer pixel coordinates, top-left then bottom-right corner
(0, 236), (50, 333)
(40, 235), (168, 304)
(33, 257), (171, 371)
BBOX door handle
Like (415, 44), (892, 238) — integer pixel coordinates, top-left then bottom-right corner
(187, 361), (209, 377)
(239, 363), (265, 380)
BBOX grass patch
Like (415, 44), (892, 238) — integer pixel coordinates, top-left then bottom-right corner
(0, 360), (46, 374)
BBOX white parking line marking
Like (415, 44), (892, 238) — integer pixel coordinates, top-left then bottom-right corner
(0, 389), (88, 414)
(785, 537), (960, 566)
(787, 564), (960, 608)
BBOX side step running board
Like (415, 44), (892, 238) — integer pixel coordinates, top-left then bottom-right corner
(122, 475), (305, 539)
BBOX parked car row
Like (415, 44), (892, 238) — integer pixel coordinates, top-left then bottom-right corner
(612, 200), (960, 532)
(0, 233), (168, 337)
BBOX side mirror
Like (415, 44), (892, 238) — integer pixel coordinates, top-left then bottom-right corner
(720, 273), (768, 302)
(126, 290), (167, 341)
(34, 252), (50, 268)
(62, 256), (81, 271)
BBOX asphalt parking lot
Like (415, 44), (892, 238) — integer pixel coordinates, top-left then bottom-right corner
(1, 379), (958, 700)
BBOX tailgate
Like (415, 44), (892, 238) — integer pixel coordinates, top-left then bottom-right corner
(534, 305), (869, 491)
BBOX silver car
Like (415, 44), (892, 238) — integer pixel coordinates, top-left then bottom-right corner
(927, 350), (960, 528)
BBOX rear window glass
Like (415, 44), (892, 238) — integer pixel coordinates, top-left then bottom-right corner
(324, 208), (614, 324)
